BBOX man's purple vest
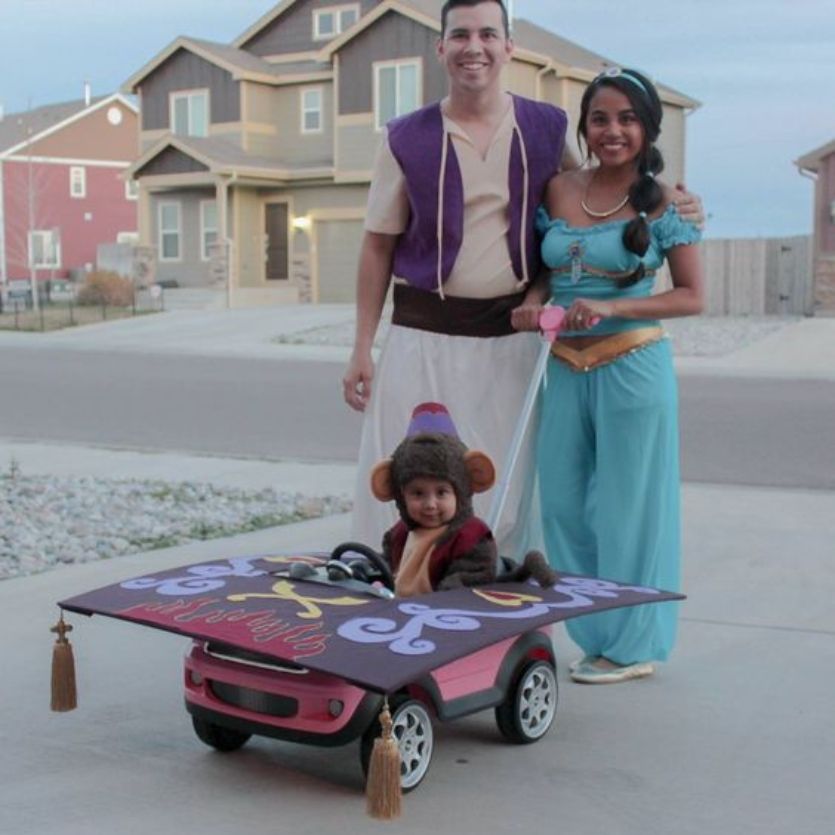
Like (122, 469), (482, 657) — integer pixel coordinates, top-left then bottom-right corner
(386, 95), (567, 292)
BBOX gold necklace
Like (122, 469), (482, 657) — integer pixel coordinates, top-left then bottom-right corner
(581, 173), (632, 219)
(581, 191), (630, 219)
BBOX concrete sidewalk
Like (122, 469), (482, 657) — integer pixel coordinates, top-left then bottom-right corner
(1, 305), (833, 378)
(1, 482), (833, 835)
(0, 439), (357, 497)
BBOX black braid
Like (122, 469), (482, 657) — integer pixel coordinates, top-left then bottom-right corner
(620, 146), (665, 285)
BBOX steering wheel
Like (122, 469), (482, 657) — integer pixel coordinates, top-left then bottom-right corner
(329, 542), (395, 591)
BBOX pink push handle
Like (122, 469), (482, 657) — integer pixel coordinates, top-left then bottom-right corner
(539, 305), (601, 339)
(538, 306), (566, 342)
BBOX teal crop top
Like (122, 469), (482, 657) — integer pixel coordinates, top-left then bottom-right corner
(536, 203), (701, 336)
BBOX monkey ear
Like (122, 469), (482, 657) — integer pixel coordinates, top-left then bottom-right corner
(464, 450), (496, 494)
(370, 458), (395, 501)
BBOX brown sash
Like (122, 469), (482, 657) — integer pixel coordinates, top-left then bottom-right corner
(550, 327), (665, 372)
(391, 284), (527, 337)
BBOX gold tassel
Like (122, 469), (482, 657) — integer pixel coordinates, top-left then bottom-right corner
(365, 698), (402, 820)
(50, 615), (77, 712)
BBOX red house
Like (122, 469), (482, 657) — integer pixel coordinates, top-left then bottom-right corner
(0, 91), (138, 292)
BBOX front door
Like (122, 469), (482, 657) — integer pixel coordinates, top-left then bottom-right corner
(265, 203), (289, 281)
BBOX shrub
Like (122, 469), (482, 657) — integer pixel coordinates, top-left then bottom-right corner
(76, 271), (134, 307)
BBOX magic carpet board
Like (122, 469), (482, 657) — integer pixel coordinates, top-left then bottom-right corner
(59, 553), (684, 693)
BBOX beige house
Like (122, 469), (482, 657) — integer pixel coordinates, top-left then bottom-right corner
(124, 0), (698, 305)
(796, 139), (835, 312)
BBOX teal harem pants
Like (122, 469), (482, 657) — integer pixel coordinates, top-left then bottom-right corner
(537, 338), (680, 664)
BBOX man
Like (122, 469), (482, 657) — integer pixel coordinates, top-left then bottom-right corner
(344, 0), (552, 558)
(343, 0), (694, 556)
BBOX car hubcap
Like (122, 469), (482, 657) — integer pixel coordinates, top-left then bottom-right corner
(392, 703), (433, 789)
(519, 665), (557, 739)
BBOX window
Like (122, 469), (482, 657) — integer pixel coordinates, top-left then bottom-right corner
(374, 60), (421, 130)
(28, 230), (61, 268)
(301, 87), (323, 134)
(313, 4), (359, 40)
(125, 180), (139, 201)
(200, 200), (219, 261)
(158, 202), (181, 261)
(170, 90), (209, 137)
(70, 166), (86, 198)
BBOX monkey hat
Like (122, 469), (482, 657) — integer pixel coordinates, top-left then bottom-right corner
(370, 402), (496, 530)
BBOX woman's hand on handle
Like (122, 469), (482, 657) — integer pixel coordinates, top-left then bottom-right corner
(565, 299), (612, 330)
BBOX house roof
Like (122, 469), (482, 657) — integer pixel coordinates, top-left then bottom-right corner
(122, 36), (297, 93)
(0, 93), (137, 156)
(188, 38), (334, 80)
(796, 138), (835, 173)
(511, 18), (612, 73)
(318, 0), (438, 56)
(128, 135), (331, 181)
(124, 0), (696, 110)
(386, 0), (443, 25)
(510, 18), (698, 109)
(232, 0), (299, 49)
(268, 59), (334, 76)
(181, 37), (289, 78)
(312, 1), (698, 109)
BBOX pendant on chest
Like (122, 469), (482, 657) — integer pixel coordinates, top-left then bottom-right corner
(568, 241), (585, 284)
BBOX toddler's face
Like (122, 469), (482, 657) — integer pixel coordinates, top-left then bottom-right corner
(403, 477), (457, 529)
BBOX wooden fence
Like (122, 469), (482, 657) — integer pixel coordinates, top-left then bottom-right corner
(656, 235), (813, 316)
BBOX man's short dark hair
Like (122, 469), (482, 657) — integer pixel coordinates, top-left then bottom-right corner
(440, 0), (510, 39)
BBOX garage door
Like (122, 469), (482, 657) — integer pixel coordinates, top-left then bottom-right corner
(315, 219), (364, 303)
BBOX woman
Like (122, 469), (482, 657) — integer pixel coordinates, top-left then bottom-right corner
(511, 67), (703, 684)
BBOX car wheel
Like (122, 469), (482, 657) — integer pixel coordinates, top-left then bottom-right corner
(360, 697), (434, 792)
(495, 660), (558, 744)
(191, 715), (251, 752)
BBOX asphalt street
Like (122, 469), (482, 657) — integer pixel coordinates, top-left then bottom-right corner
(1, 347), (833, 489)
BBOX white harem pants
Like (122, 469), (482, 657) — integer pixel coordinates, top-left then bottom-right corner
(350, 323), (544, 559)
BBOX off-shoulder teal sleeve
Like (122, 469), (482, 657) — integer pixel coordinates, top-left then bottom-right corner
(652, 205), (702, 252)
(535, 205), (553, 235)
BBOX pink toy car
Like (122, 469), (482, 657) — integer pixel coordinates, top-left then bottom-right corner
(183, 544), (558, 791)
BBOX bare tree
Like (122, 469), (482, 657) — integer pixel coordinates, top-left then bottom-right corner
(4, 115), (61, 312)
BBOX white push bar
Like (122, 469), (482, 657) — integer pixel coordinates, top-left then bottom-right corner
(486, 306), (566, 532)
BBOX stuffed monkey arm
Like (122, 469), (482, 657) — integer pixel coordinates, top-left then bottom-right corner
(437, 535), (498, 590)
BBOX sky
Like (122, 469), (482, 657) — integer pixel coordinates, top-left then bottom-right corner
(1, 0), (833, 239)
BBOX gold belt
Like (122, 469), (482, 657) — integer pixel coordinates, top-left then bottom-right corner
(550, 327), (665, 372)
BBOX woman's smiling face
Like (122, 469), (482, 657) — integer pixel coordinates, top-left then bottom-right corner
(584, 86), (646, 168)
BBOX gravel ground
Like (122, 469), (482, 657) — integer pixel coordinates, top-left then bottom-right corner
(276, 314), (800, 357)
(0, 471), (351, 580)
(663, 315), (798, 357)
